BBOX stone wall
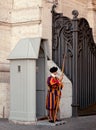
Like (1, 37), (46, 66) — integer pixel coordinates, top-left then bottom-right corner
(0, 0), (12, 63)
(61, 0), (96, 41)
(0, 63), (10, 118)
(87, 0), (96, 41)
(10, 0), (42, 50)
(42, 1), (53, 58)
(0, 0), (43, 119)
(61, 0), (88, 19)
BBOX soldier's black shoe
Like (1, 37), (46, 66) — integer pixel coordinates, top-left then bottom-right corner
(49, 120), (54, 123)
(56, 119), (62, 122)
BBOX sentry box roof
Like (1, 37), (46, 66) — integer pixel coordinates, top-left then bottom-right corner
(8, 38), (44, 60)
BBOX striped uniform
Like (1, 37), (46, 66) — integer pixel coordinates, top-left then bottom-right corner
(46, 76), (63, 121)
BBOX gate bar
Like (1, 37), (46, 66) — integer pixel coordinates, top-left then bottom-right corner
(71, 10), (79, 116)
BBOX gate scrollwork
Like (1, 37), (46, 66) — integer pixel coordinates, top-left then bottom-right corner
(52, 5), (96, 116)
(52, 5), (73, 79)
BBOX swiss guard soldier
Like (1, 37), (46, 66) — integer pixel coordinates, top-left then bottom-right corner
(46, 66), (64, 123)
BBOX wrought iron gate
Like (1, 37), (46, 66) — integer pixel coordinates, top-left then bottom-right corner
(52, 5), (96, 116)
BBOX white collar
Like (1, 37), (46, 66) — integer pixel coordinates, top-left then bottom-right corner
(51, 73), (56, 77)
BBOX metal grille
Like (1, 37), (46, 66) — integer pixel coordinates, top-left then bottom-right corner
(77, 18), (96, 109)
(52, 5), (73, 81)
(52, 5), (96, 116)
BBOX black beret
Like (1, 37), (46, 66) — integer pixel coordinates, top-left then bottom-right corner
(50, 66), (58, 73)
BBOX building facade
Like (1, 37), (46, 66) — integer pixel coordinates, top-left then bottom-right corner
(0, 0), (96, 119)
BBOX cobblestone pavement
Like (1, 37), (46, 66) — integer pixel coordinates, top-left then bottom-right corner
(0, 115), (96, 130)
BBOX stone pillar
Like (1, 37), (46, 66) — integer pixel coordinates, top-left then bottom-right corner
(87, 0), (96, 41)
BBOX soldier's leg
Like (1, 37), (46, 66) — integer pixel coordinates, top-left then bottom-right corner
(48, 109), (54, 122)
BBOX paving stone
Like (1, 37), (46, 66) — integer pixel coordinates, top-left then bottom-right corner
(36, 120), (67, 126)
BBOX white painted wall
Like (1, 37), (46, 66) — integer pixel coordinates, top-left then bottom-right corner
(9, 60), (36, 122)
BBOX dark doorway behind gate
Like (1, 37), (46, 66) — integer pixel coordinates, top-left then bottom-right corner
(36, 44), (46, 119)
(52, 5), (96, 116)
